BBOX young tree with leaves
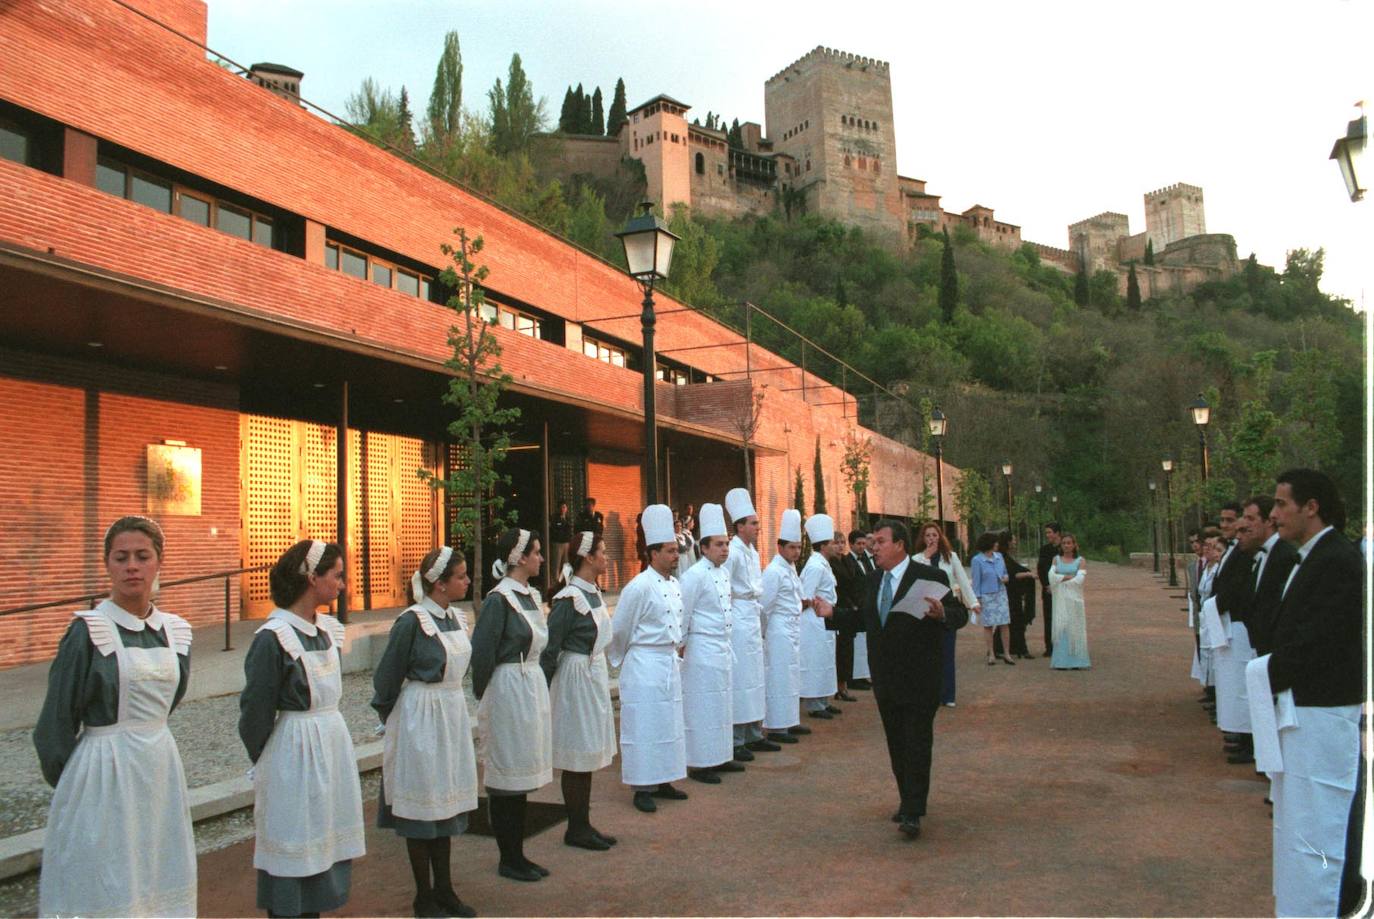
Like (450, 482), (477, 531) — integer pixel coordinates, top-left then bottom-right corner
(422, 228), (521, 602)
(489, 54), (543, 155)
(939, 228), (958, 323)
(840, 433), (872, 529)
(427, 31), (463, 147)
(812, 436), (827, 514)
(605, 78), (628, 137)
(731, 385), (766, 494)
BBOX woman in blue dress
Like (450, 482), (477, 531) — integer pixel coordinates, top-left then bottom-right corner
(970, 531), (1015, 666)
(1050, 533), (1091, 670)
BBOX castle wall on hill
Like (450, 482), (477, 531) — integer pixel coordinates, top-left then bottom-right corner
(1144, 182), (1205, 251)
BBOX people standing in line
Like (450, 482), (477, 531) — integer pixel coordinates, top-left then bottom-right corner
(371, 547), (479, 918)
(1196, 527), (1225, 728)
(970, 532), (1014, 666)
(575, 497), (604, 538)
(470, 529), (553, 883)
(36, 516), (197, 919)
(680, 503), (698, 540)
(1036, 523), (1061, 658)
(1243, 503), (1298, 659)
(541, 531), (619, 852)
(914, 521), (979, 708)
(608, 504), (689, 814)
(239, 539), (365, 918)
(1256, 469), (1363, 917)
(678, 503), (744, 785)
(846, 530), (874, 690)
(549, 501), (572, 593)
(1184, 528), (1212, 695)
(995, 532), (1038, 659)
(800, 514), (841, 720)
(1213, 500), (1276, 766)
(829, 530), (861, 701)
(723, 487), (772, 760)
(1048, 533), (1090, 671)
(761, 510), (808, 745)
(675, 514), (698, 578)
(634, 513), (648, 573)
(862, 520), (968, 840)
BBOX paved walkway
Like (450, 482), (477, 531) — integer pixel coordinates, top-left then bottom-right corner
(189, 562), (1271, 917)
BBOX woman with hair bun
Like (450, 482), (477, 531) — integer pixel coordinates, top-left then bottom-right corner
(35, 515), (196, 918)
(371, 547), (479, 918)
(540, 531), (618, 851)
(238, 539), (364, 918)
(470, 529), (553, 882)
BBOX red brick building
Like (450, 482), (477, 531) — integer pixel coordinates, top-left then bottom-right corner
(0, 0), (959, 668)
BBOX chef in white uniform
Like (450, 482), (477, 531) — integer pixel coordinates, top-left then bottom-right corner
(608, 504), (691, 814)
(799, 514), (840, 719)
(761, 509), (808, 745)
(723, 487), (771, 760)
(679, 503), (743, 784)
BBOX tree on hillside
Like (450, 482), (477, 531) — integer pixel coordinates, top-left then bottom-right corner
(1089, 269), (1122, 312)
(606, 78), (628, 136)
(489, 53), (543, 155)
(1126, 262), (1141, 311)
(1143, 238), (1155, 266)
(841, 432), (873, 529)
(1073, 266), (1089, 306)
(578, 87), (593, 135)
(728, 118), (743, 149)
(558, 87), (576, 132)
(345, 77), (405, 149)
(812, 436), (827, 514)
(794, 465), (805, 517)
(939, 228), (958, 322)
(427, 31), (463, 147)
(591, 87), (605, 136)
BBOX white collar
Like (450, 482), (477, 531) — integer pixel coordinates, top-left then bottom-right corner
(571, 575), (601, 595)
(497, 576), (532, 595)
(1297, 525), (1334, 560)
(101, 598), (162, 632)
(270, 607), (319, 636)
(882, 555), (911, 585)
(1261, 532), (1281, 553)
(419, 595), (454, 620)
(731, 534), (755, 552)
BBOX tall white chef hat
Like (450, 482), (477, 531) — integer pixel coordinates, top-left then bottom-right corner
(724, 487), (757, 523)
(804, 513), (835, 544)
(698, 503), (727, 539)
(778, 508), (802, 543)
(642, 504), (675, 546)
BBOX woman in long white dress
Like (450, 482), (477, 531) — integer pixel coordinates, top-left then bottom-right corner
(239, 539), (365, 917)
(35, 515), (196, 918)
(1049, 533), (1091, 670)
(371, 547), (479, 918)
(915, 521), (980, 707)
(470, 529), (553, 882)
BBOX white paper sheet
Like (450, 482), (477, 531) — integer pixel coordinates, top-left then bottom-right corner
(889, 579), (951, 620)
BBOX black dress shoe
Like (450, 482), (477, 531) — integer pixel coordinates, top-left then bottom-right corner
(498, 862), (542, 882)
(524, 859), (550, 877)
(733, 746), (755, 762)
(652, 783), (689, 800)
(891, 810), (904, 823)
(899, 817), (922, 838)
(767, 731), (799, 744)
(714, 759), (746, 772)
(849, 679), (873, 690)
(633, 791), (657, 813)
(414, 892), (448, 917)
(432, 888), (477, 918)
(825, 705), (843, 715)
(591, 826), (618, 846)
(688, 768), (721, 784)
(835, 690), (858, 702)
(1223, 732), (1245, 742)
(808, 709), (833, 720)
(565, 828), (612, 850)
(1227, 752), (1256, 765)
(747, 738), (781, 752)
(788, 725), (812, 735)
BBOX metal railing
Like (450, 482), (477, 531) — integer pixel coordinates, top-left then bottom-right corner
(0, 564), (270, 652)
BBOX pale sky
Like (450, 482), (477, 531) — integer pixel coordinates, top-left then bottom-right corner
(206, 0), (1371, 307)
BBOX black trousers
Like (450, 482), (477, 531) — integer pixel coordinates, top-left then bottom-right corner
(994, 587), (1034, 657)
(835, 628), (855, 684)
(1041, 589), (1054, 652)
(875, 694), (939, 819)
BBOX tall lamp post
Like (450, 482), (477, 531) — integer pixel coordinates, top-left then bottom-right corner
(1148, 480), (1160, 573)
(1190, 393), (1211, 528)
(929, 407), (947, 533)
(1001, 461), (1014, 533)
(1330, 103), (1367, 203)
(1034, 483), (1044, 551)
(1162, 458), (1177, 587)
(616, 203), (679, 505)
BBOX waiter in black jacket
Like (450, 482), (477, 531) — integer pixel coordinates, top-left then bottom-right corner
(861, 519), (968, 841)
(829, 531), (861, 702)
(1244, 500), (1298, 657)
(1210, 502), (1257, 761)
(1036, 523), (1061, 657)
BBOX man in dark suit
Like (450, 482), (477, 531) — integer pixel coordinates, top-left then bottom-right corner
(861, 519), (968, 840)
(1266, 469), (1363, 918)
(829, 530), (860, 702)
(846, 529), (875, 690)
(1246, 501), (1298, 657)
(1036, 523), (1061, 656)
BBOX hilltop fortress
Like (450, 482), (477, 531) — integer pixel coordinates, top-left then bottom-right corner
(541, 46), (1238, 298)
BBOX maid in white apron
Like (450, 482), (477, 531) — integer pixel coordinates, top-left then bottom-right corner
(761, 509), (805, 743)
(371, 547), (479, 918)
(238, 539), (364, 918)
(35, 516), (196, 919)
(539, 531), (618, 851)
(470, 528), (553, 883)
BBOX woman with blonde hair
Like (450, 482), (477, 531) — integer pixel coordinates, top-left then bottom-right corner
(1049, 532), (1091, 670)
(915, 521), (980, 707)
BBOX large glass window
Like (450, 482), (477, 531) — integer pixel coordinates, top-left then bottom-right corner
(396, 270), (419, 297)
(217, 203), (251, 240)
(341, 248), (367, 280)
(0, 122), (28, 166)
(130, 172), (172, 213)
(177, 192), (211, 226)
(96, 158), (126, 197)
(371, 263), (392, 288)
(325, 243), (339, 270)
(252, 215), (274, 248)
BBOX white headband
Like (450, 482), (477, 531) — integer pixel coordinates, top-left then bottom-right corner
(492, 529), (532, 579)
(411, 546), (455, 600)
(299, 540), (326, 576)
(560, 531), (597, 585)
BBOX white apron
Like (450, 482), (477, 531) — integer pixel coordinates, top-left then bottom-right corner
(253, 615), (365, 877)
(729, 596), (766, 723)
(383, 606), (479, 820)
(549, 587), (617, 773)
(1213, 616), (1255, 733)
(477, 586), (553, 791)
(681, 566), (734, 768)
(763, 604), (801, 730)
(852, 633), (871, 680)
(618, 644), (686, 786)
(1271, 702), (1361, 917)
(40, 609), (196, 919)
(798, 607), (838, 698)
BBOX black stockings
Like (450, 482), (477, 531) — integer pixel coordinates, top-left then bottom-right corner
(562, 770), (593, 836)
(405, 836), (456, 900)
(488, 793), (529, 868)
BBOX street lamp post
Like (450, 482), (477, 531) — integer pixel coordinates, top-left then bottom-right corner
(929, 407), (947, 533)
(1190, 393), (1211, 529)
(1034, 483), (1043, 552)
(1162, 458), (1177, 587)
(1330, 104), (1367, 203)
(1148, 480), (1160, 573)
(1000, 461), (1014, 534)
(616, 202), (679, 505)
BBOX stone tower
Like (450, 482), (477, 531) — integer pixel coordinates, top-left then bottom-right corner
(1068, 212), (1130, 274)
(621, 94), (692, 214)
(764, 47), (904, 240)
(1144, 183), (1205, 251)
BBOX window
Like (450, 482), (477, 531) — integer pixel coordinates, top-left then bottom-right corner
(695, 152), (704, 175)
(217, 203), (252, 239)
(583, 334), (627, 367)
(371, 263), (392, 288)
(396, 270), (419, 297)
(341, 248), (367, 279)
(252, 215), (273, 248)
(96, 158), (125, 197)
(177, 191), (211, 226)
(657, 364), (688, 386)
(129, 172), (172, 213)
(0, 120), (28, 165)
(325, 243), (339, 270)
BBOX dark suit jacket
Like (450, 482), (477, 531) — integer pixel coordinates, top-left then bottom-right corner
(829, 554), (863, 634)
(1214, 541), (1256, 623)
(861, 558), (969, 706)
(1268, 529), (1363, 707)
(1037, 544), (1057, 591)
(1246, 538), (1299, 655)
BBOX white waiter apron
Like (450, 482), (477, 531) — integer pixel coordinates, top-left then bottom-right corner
(549, 585), (617, 773)
(761, 555), (803, 731)
(1213, 614), (1255, 733)
(477, 585), (553, 792)
(726, 537), (767, 724)
(798, 553), (838, 698)
(610, 570), (687, 787)
(680, 560), (735, 768)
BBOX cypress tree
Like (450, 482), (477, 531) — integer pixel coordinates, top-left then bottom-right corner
(728, 118), (743, 148)
(606, 77), (628, 137)
(1073, 266), (1090, 306)
(572, 83), (587, 133)
(579, 91), (593, 134)
(794, 466), (805, 517)
(938, 228), (958, 322)
(591, 86), (605, 136)
(558, 86), (576, 132)
(426, 31), (463, 145)
(1126, 262), (1142, 311)
(1143, 238), (1155, 266)
(813, 436), (826, 514)
(396, 86), (416, 152)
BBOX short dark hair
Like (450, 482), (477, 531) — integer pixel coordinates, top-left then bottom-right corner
(495, 529), (541, 570)
(1218, 501), (1243, 516)
(1276, 468), (1346, 529)
(646, 541), (673, 556)
(1044, 522), (1062, 534)
(1244, 494), (1275, 520)
(777, 538), (798, 549)
(812, 539), (832, 551)
(848, 529), (866, 543)
(584, 497), (596, 507)
(975, 531), (999, 553)
(104, 515), (165, 559)
(270, 540), (344, 608)
(1187, 527), (1202, 540)
(873, 519), (909, 550)
(995, 530), (1015, 552)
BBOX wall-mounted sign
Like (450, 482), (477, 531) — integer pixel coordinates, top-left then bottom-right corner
(147, 443), (202, 515)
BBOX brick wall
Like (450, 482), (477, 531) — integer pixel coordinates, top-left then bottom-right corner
(586, 449), (643, 592)
(0, 347), (240, 668)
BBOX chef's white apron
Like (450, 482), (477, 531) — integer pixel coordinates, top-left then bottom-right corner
(618, 644), (686, 786)
(798, 607), (837, 698)
(383, 606), (479, 820)
(1213, 615), (1255, 733)
(763, 607), (801, 730)
(40, 610), (196, 919)
(477, 588), (553, 791)
(682, 620), (734, 768)
(851, 632), (871, 680)
(253, 616), (365, 878)
(728, 597), (766, 723)
(549, 590), (617, 773)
